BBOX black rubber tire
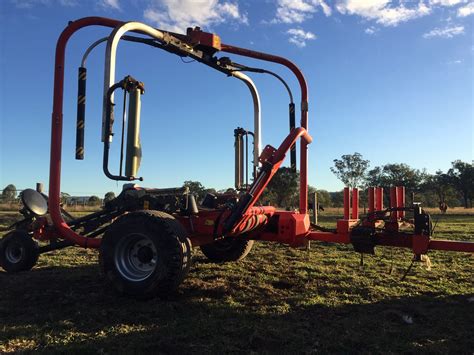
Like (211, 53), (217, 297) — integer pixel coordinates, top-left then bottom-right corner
(99, 210), (192, 299)
(200, 238), (254, 262)
(0, 230), (39, 273)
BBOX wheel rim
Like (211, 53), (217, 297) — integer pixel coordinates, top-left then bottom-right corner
(114, 233), (158, 282)
(5, 242), (23, 264)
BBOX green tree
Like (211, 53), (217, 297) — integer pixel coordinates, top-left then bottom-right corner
(330, 191), (344, 208)
(261, 167), (299, 208)
(183, 181), (207, 200)
(380, 163), (425, 191)
(2, 184), (17, 202)
(448, 160), (474, 208)
(365, 166), (383, 187)
(422, 171), (459, 207)
(331, 153), (370, 189)
(308, 187), (331, 208)
(104, 191), (116, 203)
(364, 163), (425, 207)
(88, 195), (101, 206)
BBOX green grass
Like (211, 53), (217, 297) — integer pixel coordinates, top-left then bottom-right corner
(0, 212), (473, 353)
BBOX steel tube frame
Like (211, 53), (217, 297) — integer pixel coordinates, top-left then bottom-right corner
(307, 232), (474, 253)
(102, 22), (166, 141)
(80, 36), (262, 173)
(231, 71), (262, 170)
(49, 17), (311, 247)
(50, 17), (124, 248)
(220, 44), (309, 214)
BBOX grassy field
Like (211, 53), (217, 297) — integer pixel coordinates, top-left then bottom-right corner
(0, 211), (473, 353)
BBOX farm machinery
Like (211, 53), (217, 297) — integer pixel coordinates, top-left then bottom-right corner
(1, 17), (472, 299)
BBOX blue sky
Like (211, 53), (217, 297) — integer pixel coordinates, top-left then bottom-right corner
(0, 0), (472, 196)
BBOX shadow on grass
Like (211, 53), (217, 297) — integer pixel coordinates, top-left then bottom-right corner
(1, 262), (473, 354)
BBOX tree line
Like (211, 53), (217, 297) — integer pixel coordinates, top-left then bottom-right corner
(330, 153), (473, 208)
(2, 154), (472, 209)
(0, 185), (116, 207)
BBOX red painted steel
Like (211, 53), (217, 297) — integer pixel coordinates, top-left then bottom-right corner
(220, 44), (309, 215)
(307, 231), (350, 244)
(397, 186), (405, 218)
(351, 188), (359, 219)
(368, 187), (375, 213)
(390, 187), (397, 222)
(50, 17), (125, 248)
(45, 17), (472, 258)
(48, 17), (312, 248)
(375, 187), (383, 211)
(343, 187), (350, 219)
(308, 231), (474, 253)
(228, 128), (312, 235)
(429, 239), (474, 253)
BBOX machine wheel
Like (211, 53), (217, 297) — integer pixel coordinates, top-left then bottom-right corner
(100, 210), (192, 299)
(0, 230), (39, 272)
(200, 238), (254, 262)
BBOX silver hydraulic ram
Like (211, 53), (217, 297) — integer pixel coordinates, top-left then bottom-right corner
(103, 22), (166, 142)
(231, 71), (261, 190)
(101, 22), (263, 184)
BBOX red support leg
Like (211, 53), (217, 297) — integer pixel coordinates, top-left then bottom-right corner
(343, 187), (350, 220)
(368, 187), (375, 213)
(352, 188), (359, 219)
(375, 187), (383, 211)
(397, 186), (405, 218)
(390, 187), (398, 222)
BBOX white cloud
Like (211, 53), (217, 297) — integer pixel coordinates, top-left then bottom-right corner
(336, 0), (431, 26)
(320, 0), (332, 16)
(429, 0), (467, 6)
(447, 59), (463, 64)
(286, 28), (316, 47)
(457, 2), (474, 16)
(144, 0), (248, 33)
(99, 0), (120, 10)
(272, 0), (332, 24)
(365, 26), (378, 34)
(11, 0), (77, 8)
(423, 25), (465, 38)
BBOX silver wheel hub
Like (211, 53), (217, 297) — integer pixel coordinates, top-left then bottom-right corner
(6, 243), (23, 264)
(114, 233), (158, 282)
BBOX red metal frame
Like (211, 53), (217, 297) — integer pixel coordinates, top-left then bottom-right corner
(45, 17), (473, 257)
(47, 17), (311, 249)
(305, 186), (474, 254)
(220, 44), (310, 215)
